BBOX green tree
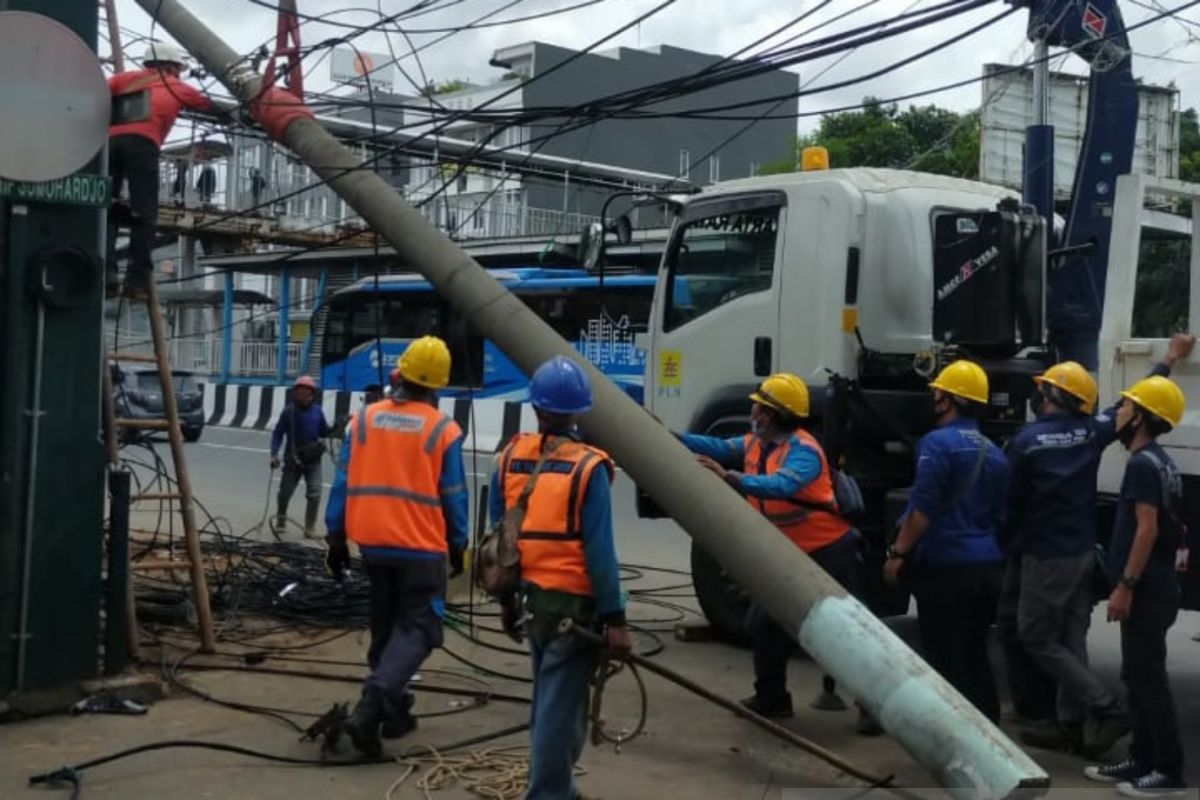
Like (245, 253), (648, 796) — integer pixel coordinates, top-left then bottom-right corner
(419, 78), (470, 98)
(1180, 108), (1200, 183)
(760, 98), (980, 177)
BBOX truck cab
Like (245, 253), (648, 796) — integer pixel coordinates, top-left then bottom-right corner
(639, 165), (1199, 637)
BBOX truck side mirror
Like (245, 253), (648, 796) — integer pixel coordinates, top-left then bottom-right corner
(579, 222), (605, 269)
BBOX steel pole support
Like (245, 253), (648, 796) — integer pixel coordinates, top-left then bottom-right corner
(1023, 41), (1055, 225)
(276, 264), (289, 383)
(133, 0), (1049, 793)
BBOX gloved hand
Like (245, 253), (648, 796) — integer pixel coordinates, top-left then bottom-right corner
(324, 538), (350, 582)
(270, 456), (280, 470)
(500, 599), (524, 644)
(448, 545), (465, 578)
(603, 623), (633, 661)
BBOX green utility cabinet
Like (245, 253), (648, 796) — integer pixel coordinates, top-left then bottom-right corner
(0, 0), (107, 694)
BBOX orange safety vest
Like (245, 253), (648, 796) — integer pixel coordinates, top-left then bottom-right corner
(499, 433), (614, 597)
(743, 429), (849, 553)
(345, 398), (461, 553)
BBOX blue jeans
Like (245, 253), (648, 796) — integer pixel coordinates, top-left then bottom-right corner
(525, 633), (594, 800)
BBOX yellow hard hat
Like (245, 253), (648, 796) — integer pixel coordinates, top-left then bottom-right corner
(396, 336), (451, 389)
(750, 373), (810, 419)
(1034, 361), (1098, 414)
(929, 360), (989, 405)
(1121, 375), (1186, 428)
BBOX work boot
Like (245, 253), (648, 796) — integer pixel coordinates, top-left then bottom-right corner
(381, 692), (418, 740)
(343, 687), (385, 758)
(304, 497), (322, 540)
(1083, 711), (1130, 758)
(739, 692), (794, 720)
(811, 674), (847, 711)
(273, 514), (288, 534)
(1020, 720), (1084, 754)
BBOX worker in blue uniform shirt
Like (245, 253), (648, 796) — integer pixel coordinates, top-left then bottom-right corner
(1085, 375), (1189, 797)
(490, 356), (629, 800)
(1005, 334), (1192, 756)
(324, 338), (469, 757)
(884, 360), (1009, 722)
(270, 374), (331, 538)
(677, 373), (862, 723)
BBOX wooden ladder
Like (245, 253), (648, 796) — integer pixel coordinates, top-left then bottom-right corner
(105, 277), (216, 653)
(98, 0), (124, 72)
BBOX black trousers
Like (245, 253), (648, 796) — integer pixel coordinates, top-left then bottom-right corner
(913, 561), (1003, 722)
(108, 134), (160, 280)
(746, 530), (862, 702)
(997, 554), (1058, 721)
(1122, 587), (1183, 777)
(363, 560), (445, 710)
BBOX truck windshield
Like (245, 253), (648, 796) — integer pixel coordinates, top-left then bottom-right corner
(663, 198), (780, 332)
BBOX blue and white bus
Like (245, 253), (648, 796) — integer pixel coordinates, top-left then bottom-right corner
(317, 268), (655, 402)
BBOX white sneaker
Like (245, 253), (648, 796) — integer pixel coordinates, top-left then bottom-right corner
(1117, 770), (1188, 798)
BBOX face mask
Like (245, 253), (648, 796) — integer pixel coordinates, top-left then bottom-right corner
(1117, 414), (1139, 447)
(1029, 389), (1046, 419)
(932, 395), (951, 420)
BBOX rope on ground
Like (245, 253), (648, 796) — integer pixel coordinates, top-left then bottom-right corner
(385, 745), (584, 800)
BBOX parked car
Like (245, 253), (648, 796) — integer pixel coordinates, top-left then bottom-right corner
(110, 362), (205, 442)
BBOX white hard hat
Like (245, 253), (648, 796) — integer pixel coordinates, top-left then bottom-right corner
(142, 41), (188, 67)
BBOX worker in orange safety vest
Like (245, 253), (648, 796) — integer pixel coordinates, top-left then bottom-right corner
(324, 336), (468, 758)
(677, 373), (866, 725)
(490, 356), (630, 800)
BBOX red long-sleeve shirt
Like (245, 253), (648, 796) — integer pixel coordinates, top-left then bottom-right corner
(108, 68), (213, 148)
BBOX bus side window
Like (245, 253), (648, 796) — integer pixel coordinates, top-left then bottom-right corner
(323, 307), (351, 364)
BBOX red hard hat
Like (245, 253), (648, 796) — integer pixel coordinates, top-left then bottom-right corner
(293, 375), (317, 391)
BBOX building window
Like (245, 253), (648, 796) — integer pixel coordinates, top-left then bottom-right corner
(709, 156), (720, 184)
(679, 149), (690, 178)
(457, 172), (469, 193)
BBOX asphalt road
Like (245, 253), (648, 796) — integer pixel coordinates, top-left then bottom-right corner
(165, 425), (1200, 786)
(173, 424), (692, 572)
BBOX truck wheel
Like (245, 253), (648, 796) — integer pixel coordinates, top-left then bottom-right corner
(690, 541), (751, 645)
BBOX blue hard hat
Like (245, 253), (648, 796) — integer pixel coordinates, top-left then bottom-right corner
(529, 356), (592, 415)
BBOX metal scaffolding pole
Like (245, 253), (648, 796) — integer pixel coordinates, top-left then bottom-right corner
(133, 0), (1050, 793)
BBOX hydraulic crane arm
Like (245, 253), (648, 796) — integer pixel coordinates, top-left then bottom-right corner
(1021, 0), (1139, 369)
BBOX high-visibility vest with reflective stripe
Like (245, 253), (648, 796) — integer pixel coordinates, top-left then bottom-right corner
(743, 429), (849, 553)
(345, 399), (461, 553)
(500, 434), (614, 597)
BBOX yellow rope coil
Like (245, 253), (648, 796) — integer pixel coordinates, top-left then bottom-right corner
(386, 745), (587, 800)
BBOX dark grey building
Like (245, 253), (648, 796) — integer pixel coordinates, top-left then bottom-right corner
(479, 42), (799, 219)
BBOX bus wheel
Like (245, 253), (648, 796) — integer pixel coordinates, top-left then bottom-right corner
(690, 541), (751, 646)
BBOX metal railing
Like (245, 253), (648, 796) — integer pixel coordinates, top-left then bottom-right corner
(156, 135), (604, 241)
(109, 332), (302, 380)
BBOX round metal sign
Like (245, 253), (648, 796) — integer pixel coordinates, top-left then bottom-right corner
(0, 11), (110, 182)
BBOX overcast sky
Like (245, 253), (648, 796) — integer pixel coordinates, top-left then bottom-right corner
(113, 0), (1200, 135)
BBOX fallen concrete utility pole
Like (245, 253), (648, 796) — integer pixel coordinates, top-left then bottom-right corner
(560, 619), (916, 795)
(134, 1), (1048, 794)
